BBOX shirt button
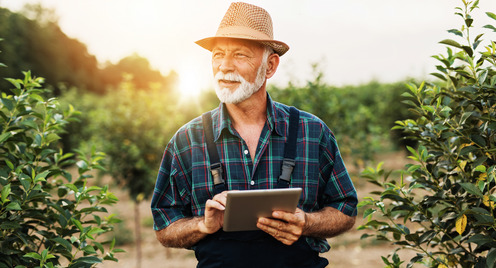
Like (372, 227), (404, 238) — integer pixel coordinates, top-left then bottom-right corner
(244, 149), (249, 155)
(250, 180), (255, 186)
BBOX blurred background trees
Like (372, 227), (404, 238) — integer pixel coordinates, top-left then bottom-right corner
(0, 4), (177, 96)
(0, 2), (451, 267)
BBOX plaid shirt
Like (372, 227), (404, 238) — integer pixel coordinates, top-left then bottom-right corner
(151, 94), (357, 253)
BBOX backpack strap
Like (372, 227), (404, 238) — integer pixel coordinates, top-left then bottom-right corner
(277, 107), (300, 188)
(202, 112), (226, 194)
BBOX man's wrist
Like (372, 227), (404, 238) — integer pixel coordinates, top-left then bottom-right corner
(302, 211), (310, 236)
(197, 216), (209, 234)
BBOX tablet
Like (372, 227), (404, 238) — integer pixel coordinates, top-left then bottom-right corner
(222, 188), (302, 232)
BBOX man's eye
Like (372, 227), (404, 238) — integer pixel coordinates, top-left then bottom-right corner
(213, 52), (224, 58)
(235, 53), (246, 58)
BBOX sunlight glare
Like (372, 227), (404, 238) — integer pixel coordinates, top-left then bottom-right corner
(178, 64), (207, 98)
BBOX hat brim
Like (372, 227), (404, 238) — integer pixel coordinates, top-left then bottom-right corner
(195, 36), (289, 56)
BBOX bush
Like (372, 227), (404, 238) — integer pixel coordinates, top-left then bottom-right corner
(358, 1), (496, 267)
(0, 71), (122, 267)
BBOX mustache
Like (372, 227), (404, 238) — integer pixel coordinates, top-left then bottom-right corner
(214, 72), (243, 83)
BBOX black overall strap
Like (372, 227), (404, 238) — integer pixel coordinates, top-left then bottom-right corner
(277, 107), (300, 188)
(202, 112), (226, 194)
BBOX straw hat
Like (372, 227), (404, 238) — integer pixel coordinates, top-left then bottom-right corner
(195, 2), (289, 56)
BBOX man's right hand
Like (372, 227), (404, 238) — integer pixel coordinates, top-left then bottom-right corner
(198, 191), (227, 234)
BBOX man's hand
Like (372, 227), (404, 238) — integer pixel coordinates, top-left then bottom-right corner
(256, 208), (306, 245)
(198, 191), (228, 234)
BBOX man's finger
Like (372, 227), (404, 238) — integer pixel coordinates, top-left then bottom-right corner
(257, 220), (298, 245)
(205, 199), (225, 211)
(211, 191), (228, 206)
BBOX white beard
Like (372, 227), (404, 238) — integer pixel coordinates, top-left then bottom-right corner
(214, 63), (267, 104)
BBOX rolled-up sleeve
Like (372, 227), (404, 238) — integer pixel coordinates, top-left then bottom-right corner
(150, 140), (192, 231)
(320, 130), (358, 217)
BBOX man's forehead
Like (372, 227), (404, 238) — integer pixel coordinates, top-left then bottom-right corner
(212, 38), (264, 51)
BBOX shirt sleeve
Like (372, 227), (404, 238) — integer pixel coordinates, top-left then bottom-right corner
(319, 129), (358, 217)
(150, 138), (192, 231)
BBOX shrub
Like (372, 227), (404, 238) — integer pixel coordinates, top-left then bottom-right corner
(0, 71), (122, 267)
(358, 1), (496, 267)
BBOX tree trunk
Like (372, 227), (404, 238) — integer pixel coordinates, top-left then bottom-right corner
(135, 200), (142, 268)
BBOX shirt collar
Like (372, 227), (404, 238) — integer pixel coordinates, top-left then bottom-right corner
(212, 93), (285, 141)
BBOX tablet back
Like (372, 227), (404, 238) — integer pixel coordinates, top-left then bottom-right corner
(223, 188), (302, 232)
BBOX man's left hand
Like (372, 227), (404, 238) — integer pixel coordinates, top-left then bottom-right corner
(256, 208), (306, 245)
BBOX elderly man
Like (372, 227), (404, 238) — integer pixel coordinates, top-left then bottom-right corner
(151, 2), (357, 267)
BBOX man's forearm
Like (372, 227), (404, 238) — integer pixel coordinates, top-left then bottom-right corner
(155, 217), (208, 248)
(302, 206), (356, 238)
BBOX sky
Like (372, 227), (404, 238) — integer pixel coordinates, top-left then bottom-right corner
(1, 0), (496, 95)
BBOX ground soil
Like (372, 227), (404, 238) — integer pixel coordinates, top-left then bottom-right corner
(99, 151), (418, 268)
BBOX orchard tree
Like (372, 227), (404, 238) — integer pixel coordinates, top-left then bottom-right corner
(0, 66), (122, 266)
(359, 1), (496, 267)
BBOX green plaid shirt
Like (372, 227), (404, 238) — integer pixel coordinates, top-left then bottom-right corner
(151, 94), (357, 253)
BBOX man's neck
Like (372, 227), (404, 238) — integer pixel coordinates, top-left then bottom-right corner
(225, 87), (268, 128)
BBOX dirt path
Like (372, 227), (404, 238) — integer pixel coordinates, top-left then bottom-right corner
(100, 151), (415, 268)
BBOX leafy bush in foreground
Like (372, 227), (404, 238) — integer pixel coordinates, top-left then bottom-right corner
(0, 71), (122, 267)
(359, 1), (496, 267)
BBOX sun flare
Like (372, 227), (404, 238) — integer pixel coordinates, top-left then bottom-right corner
(177, 65), (209, 98)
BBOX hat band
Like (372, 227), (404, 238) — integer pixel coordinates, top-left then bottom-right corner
(215, 26), (272, 41)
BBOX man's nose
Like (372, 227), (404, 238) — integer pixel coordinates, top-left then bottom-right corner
(218, 55), (235, 73)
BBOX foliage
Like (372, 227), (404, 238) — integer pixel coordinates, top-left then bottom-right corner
(61, 77), (184, 201)
(0, 70), (122, 267)
(358, 1), (496, 267)
(0, 5), (176, 96)
(101, 53), (178, 91)
(270, 70), (414, 169)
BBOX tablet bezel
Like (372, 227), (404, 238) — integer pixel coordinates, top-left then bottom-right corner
(222, 188), (302, 232)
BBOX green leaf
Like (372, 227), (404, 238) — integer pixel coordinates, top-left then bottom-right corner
(6, 201), (22, 211)
(465, 18), (473, 27)
(4, 78), (21, 90)
(363, 208), (376, 219)
(459, 111), (473, 125)
(87, 227), (105, 236)
(71, 218), (84, 231)
(474, 165), (487, 173)
(76, 160), (88, 171)
(484, 24), (496, 32)
(1, 183), (11, 203)
(73, 256), (101, 265)
(52, 237), (72, 252)
(439, 39), (462, 48)
(487, 248), (496, 268)
(5, 159), (14, 170)
(19, 175), (32, 191)
(34, 170), (50, 183)
(470, 134), (486, 147)
(487, 12), (496, 21)
(45, 133), (61, 144)
(82, 245), (96, 254)
(29, 93), (44, 103)
(0, 132), (12, 143)
(23, 252), (42, 260)
(467, 234), (494, 246)
(447, 29), (463, 37)
(459, 182), (484, 197)
(462, 46), (473, 57)
(0, 221), (21, 230)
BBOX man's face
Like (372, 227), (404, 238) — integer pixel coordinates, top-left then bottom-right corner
(212, 39), (267, 104)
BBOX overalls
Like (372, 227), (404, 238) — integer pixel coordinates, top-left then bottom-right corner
(197, 108), (329, 268)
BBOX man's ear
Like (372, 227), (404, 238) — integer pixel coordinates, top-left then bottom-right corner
(265, 53), (280, 79)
